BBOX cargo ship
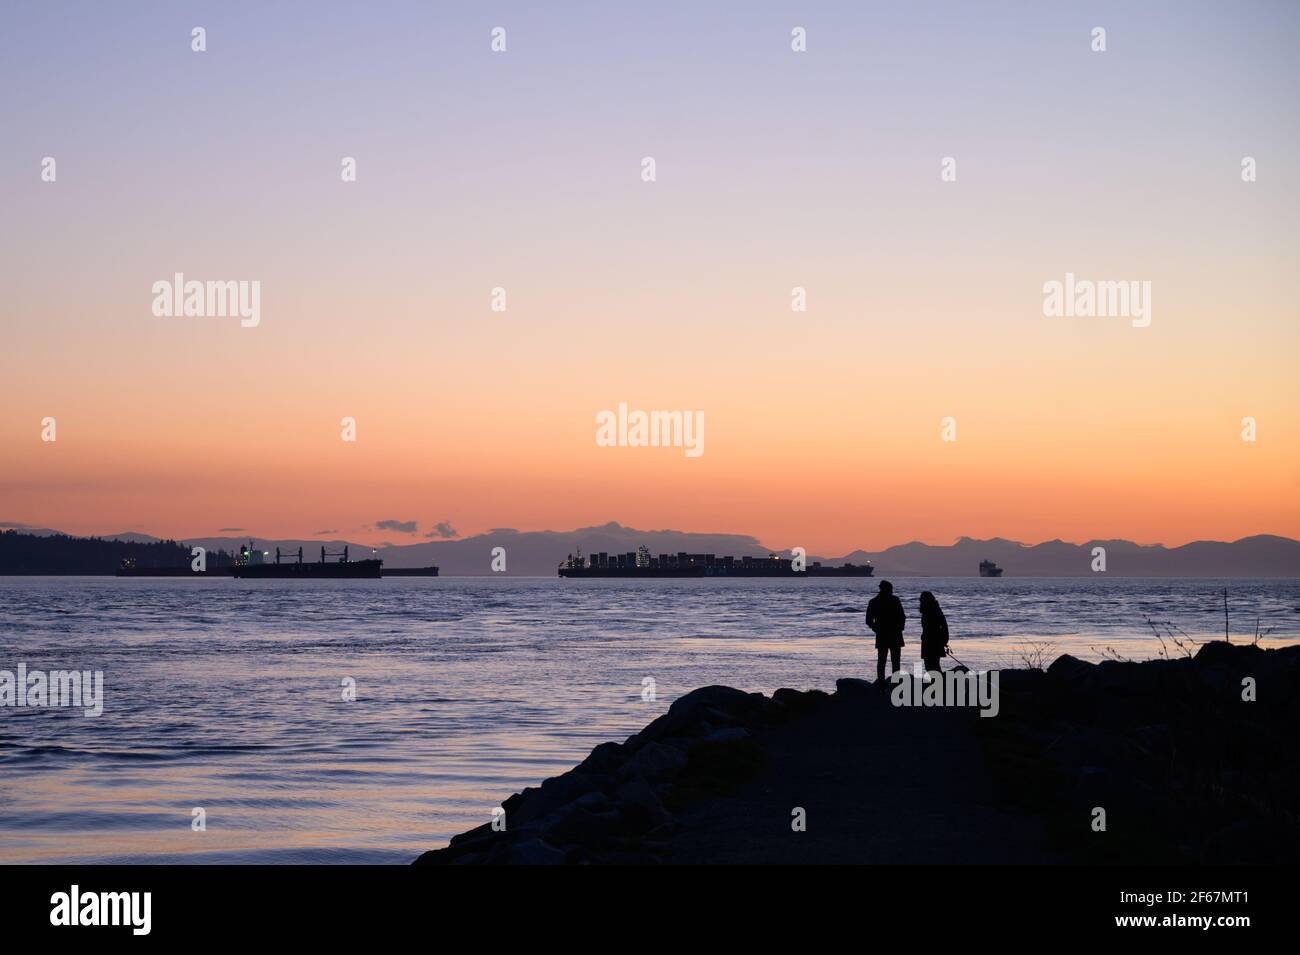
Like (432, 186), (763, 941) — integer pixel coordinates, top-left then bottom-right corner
(229, 543), (382, 579)
(118, 542), (385, 578)
(558, 546), (873, 578)
(382, 566), (441, 577)
(978, 559), (1004, 578)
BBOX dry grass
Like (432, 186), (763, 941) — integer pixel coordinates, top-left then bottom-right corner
(1012, 640), (1056, 671)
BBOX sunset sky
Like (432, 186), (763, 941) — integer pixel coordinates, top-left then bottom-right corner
(2, 2), (1298, 554)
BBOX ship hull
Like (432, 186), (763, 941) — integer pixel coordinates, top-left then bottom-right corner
(806, 565), (875, 577)
(115, 567), (228, 578)
(559, 567), (706, 578)
(230, 560), (382, 579)
(118, 560), (388, 579)
(559, 564), (873, 579)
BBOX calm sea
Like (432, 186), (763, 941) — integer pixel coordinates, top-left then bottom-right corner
(1, 575), (1296, 863)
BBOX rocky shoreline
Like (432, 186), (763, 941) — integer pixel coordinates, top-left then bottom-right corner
(414, 642), (1299, 865)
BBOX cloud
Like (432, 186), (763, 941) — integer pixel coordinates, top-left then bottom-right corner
(0, 521), (33, 529)
(375, 519), (418, 534)
(424, 521), (458, 539)
(218, 527), (245, 532)
(314, 529), (338, 536)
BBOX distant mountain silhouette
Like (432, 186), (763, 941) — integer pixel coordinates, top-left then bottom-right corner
(188, 523), (1300, 577)
(836, 534), (1300, 578)
(0, 530), (234, 575)
(0, 523), (66, 537)
(101, 532), (163, 543)
(5, 522), (1298, 577)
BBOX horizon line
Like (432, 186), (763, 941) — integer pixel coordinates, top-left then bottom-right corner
(3, 522), (1296, 555)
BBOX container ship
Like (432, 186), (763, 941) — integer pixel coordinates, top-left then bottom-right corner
(978, 559), (1004, 578)
(558, 547), (873, 578)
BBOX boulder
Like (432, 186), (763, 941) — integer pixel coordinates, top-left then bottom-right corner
(835, 677), (875, 697)
(772, 687), (805, 707)
(503, 770), (606, 825)
(1047, 654), (1095, 683)
(544, 807), (623, 845)
(615, 778), (672, 831)
(665, 686), (760, 726)
(577, 741), (626, 775)
(621, 740), (689, 780)
(617, 778), (664, 813)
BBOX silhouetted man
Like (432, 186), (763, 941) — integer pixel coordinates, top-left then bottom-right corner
(866, 579), (906, 683)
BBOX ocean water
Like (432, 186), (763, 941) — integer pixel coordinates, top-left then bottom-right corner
(1, 575), (1296, 864)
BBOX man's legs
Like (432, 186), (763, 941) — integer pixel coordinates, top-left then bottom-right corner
(879, 645), (901, 683)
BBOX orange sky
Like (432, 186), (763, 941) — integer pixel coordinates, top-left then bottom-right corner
(6, 272), (1297, 553)
(3, 4), (1298, 554)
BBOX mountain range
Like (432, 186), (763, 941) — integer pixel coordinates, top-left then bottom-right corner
(4, 521), (1298, 577)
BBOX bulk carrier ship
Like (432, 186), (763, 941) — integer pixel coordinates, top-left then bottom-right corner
(229, 543), (382, 579)
(557, 546), (873, 578)
(117, 542), (407, 578)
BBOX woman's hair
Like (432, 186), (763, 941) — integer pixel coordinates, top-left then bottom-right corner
(919, 590), (939, 609)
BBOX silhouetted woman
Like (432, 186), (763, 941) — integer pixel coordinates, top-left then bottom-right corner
(919, 591), (949, 673)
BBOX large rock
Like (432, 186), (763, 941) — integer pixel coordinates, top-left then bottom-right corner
(577, 741), (626, 775)
(1046, 654), (1095, 683)
(1193, 640), (1263, 667)
(615, 778), (672, 831)
(543, 806), (623, 845)
(835, 677), (875, 697)
(621, 740), (689, 780)
(771, 687), (830, 715)
(502, 770), (607, 825)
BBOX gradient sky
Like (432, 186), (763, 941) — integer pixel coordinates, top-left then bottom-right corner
(2, 1), (1298, 554)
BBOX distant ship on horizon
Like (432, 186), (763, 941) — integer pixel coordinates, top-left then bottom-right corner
(228, 542), (382, 579)
(558, 546), (874, 578)
(979, 559), (1004, 578)
(116, 541), (413, 579)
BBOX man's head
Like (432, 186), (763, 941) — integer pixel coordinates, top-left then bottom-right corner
(878, 580), (893, 594)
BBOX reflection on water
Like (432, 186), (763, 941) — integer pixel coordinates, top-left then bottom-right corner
(1, 576), (1296, 863)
